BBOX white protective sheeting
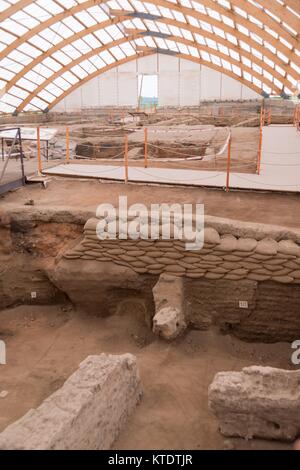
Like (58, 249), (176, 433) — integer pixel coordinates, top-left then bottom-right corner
(53, 54), (260, 111)
(0, 127), (57, 141)
(0, 0), (299, 114)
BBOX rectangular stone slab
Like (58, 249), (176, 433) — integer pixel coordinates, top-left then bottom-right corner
(0, 354), (142, 450)
(208, 366), (300, 441)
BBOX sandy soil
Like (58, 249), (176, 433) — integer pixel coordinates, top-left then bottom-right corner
(0, 303), (297, 450)
(2, 178), (300, 230)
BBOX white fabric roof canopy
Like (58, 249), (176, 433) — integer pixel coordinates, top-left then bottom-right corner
(0, 0), (299, 114)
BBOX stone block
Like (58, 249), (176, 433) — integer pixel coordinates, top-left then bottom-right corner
(209, 366), (300, 441)
(152, 274), (186, 340)
(0, 354), (142, 450)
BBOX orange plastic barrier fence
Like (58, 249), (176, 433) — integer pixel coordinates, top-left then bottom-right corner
(256, 107), (265, 175)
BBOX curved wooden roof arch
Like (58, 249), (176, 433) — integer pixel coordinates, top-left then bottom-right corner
(4, 13), (299, 96)
(17, 33), (284, 113)
(47, 49), (267, 111)
(0, 0), (299, 113)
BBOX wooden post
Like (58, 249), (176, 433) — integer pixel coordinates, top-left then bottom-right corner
(257, 108), (264, 175)
(124, 134), (128, 183)
(37, 126), (42, 174)
(144, 127), (148, 168)
(225, 133), (231, 192)
(66, 126), (70, 163)
(257, 128), (263, 174)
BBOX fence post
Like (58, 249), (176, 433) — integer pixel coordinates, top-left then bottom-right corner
(144, 127), (148, 168)
(66, 126), (70, 163)
(37, 126), (42, 174)
(256, 108), (264, 174)
(18, 128), (25, 182)
(124, 134), (128, 183)
(225, 133), (231, 192)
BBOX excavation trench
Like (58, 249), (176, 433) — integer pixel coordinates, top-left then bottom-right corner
(1, 209), (300, 344)
(1, 209), (300, 450)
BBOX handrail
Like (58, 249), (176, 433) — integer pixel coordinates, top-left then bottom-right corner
(0, 128), (25, 185)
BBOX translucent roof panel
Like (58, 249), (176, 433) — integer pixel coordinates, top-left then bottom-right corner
(0, 0), (299, 113)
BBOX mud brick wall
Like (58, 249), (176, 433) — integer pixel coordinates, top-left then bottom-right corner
(65, 216), (300, 285)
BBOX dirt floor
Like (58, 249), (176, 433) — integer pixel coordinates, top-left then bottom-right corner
(0, 103), (293, 190)
(2, 126), (258, 181)
(0, 303), (297, 450)
(0, 158), (57, 186)
(1, 104), (298, 450)
(69, 126), (259, 174)
(2, 178), (300, 230)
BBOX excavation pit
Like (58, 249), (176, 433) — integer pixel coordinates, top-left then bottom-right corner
(1, 178), (300, 450)
(0, 303), (298, 450)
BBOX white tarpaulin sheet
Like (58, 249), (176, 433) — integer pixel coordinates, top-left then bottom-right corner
(0, 127), (57, 141)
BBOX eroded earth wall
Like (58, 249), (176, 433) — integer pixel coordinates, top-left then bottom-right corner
(2, 209), (300, 342)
